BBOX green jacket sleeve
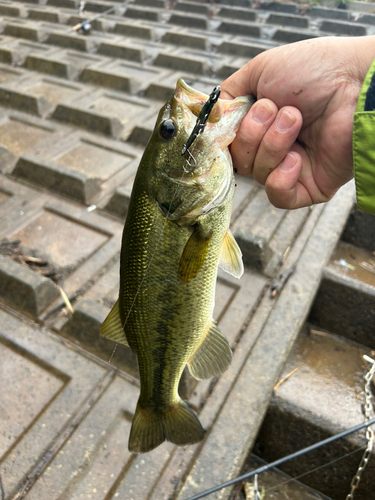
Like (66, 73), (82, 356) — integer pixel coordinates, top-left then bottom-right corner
(353, 58), (375, 214)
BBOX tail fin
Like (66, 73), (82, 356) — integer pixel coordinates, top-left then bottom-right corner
(128, 399), (204, 453)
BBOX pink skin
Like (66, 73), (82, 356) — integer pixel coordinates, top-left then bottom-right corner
(220, 36), (375, 210)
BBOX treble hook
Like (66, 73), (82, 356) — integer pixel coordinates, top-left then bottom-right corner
(182, 149), (197, 173)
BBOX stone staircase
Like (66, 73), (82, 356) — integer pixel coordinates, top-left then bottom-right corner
(0, 1), (374, 499)
(253, 208), (375, 500)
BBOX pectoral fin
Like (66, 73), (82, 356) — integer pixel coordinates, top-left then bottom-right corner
(219, 229), (244, 279)
(187, 321), (232, 380)
(178, 224), (213, 284)
(100, 299), (129, 347)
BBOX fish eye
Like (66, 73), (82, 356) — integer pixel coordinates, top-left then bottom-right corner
(160, 119), (176, 140)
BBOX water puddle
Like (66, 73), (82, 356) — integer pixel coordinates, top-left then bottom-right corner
(328, 242), (375, 288)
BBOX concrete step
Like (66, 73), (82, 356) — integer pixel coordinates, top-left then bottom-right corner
(253, 326), (375, 500)
(239, 454), (332, 499)
(309, 208), (375, 349)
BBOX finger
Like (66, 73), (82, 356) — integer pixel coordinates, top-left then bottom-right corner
(252, 106), (303, 186)
(231, 99), (278, 176)
(264, 152), (309, 209)
(265, 146), (332, 209)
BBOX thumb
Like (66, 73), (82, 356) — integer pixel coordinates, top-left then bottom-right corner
(220, 53), (266, 100)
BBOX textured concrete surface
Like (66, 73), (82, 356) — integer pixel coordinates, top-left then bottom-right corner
(0, 1), (373, 499)
(254, 328), (375, 500)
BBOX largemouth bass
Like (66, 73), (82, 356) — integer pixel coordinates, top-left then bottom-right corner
(100, 79), (253, 453)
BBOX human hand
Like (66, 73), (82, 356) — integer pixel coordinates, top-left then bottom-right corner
(221, 36), (375, 209)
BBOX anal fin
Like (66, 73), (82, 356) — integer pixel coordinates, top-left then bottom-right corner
(100, 299), (129, 346)
(187, 321), (232, 380)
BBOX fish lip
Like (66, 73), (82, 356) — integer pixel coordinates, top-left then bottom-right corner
(174, 79), (254, 151)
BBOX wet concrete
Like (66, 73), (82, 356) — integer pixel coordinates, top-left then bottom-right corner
(329, 241), (375, 288)
(254, 327), (375, 500)
(241, 455), (332, 500)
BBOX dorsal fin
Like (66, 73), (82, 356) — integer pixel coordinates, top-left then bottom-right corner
(100, 299), (129, 346)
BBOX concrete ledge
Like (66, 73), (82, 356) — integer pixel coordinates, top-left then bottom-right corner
(52, 103), (123, 137)
(218, 40), (266, 58)
(356, 13), (375, 25)
(0, 253), (59, 319)
(0, 86), (52, 116)
(272, 28), (318, 42)
(309, 267), (375, 349)
(217, 6), (257, 21)
(232, 189), (287, 272)
(47, 0), (78, 6)
(308, 5), (350, 20)
(145, 81), (174, 101)
(173, 1), (211, 15)
(217, 0), (251, 6)
(127, 122), (153, 145)
(80, 67), (135, 92)
(319, 19), (367, 35)
(3, 22), (48, 42)
(12, 155), (101, 204)
(124, 6), (161, 22)
(153, 53), (208, 73)
(46, 32), (98, 51)
(97, 41), (145, 63)
(259, 1), (298, 13)
(113, 21), (155, 40)
(162, 31), (208, 50)
(24, 54), (80, 80)
(168, 13), (209, 30)
(103, 185), (132, 219)
(266, 13), (309, 28)
(0, 4), (26, 17)
(27, 9), (63, 23)
(134, 0), (166, 7)
(84, 1), (118, 13)
(217, 20), (261, 37)
(342, 208), (375, 251)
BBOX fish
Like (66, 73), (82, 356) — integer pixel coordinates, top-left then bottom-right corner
(100, 79), (253, 453)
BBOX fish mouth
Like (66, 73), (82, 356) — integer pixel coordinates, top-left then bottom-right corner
(174, 79), (255, 151)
